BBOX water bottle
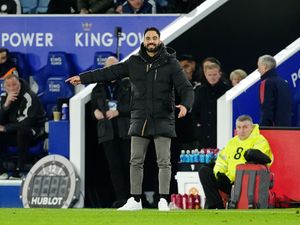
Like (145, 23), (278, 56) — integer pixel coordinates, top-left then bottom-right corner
(205, 149), (212, 164)
(61, 103), (69, 120)
(194, 149), (200, 163)
(179, 150), (186, 163)
(199, 149), (205, 163)
(185, 150), (191, 163)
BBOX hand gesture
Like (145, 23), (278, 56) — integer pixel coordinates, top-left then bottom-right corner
(176, 104), (187, 118)
(65, 76), (81, 86)
(4, 91), (18, 108)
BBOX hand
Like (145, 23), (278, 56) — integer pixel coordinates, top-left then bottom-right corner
(106, 110), (119, 120)
(0, 125), (6, 132)
(65, 76), (81, 86)
(176, 104), (187, 118)
(80, 8), (89, 14)
(4, 91), (18, 108)
(115, 5), (123, 13)
(94, 109), (104, 120)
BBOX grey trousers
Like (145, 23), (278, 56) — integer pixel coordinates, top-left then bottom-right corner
(130, 136), (171, 195)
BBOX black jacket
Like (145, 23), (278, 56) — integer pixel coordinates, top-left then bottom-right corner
(192, 80), (230, 148)
(91, 78), (131, 143)
(80, 44), (194, 138)
(0, 79), (46, 134)
(259, 68), (292, 126)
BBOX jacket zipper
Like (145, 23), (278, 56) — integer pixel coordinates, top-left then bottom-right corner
(154, 69), (157, 80)
(141, 119), (147, 136)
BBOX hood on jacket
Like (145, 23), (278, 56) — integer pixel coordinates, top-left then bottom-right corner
(138, 43), (176, 63)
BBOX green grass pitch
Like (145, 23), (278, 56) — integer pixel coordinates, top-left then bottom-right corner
(0, 208), (299, 225)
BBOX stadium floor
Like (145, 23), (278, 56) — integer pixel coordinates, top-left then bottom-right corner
(0, 208), (299, 225)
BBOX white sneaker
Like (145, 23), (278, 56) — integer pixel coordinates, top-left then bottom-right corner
(117, 197), (142, 211)
(158, 198), (170, 211)
(0, 173), (8, 180)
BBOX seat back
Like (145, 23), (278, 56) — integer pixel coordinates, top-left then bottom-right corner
(36, 0), (50, 13)
(42, 77), (73, 117)
(20, 0), (39, 13)
(10, 52), (32, 82)
(90, 51), (116, 70)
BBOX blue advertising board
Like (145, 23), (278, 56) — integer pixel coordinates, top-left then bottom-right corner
(0, 15), (178, 72)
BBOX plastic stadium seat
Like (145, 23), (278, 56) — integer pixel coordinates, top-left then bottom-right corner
(36, 0), (50, 13)
(41, 77), (73, 117)
(89, 51), (117, 70)
(32, 51), (74, 96)
(20, 0), (39, 13)
(10, 52), (32, 82)
(31, 51), (74, 118)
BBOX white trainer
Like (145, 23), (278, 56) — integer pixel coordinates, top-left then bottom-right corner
(117, 197), (142, 211)
(0, 173), (8, 180)
(158, 198), (170, 211)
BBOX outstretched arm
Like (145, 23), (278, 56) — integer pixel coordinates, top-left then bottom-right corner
(65, 76), (81, 86)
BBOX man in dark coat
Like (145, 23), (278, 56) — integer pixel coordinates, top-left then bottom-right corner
(66, 27), (194, 211)
(192, 62), (230, 149)
(91, 56), (131, 206)
(0, 74), (46, 179)
(257, 55), (292, 127)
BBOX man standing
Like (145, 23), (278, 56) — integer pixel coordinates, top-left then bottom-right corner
(0, 74), (46, 179)
(198, 115), (273, 209)
(66, 27), (194, 211)
(257, 55), (292, 127)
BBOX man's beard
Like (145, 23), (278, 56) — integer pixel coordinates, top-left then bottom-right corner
(145, 43), (160, 53)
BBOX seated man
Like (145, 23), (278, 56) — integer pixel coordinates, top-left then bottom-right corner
(198, 114), (273, 209)
(0, 74), (47, 179)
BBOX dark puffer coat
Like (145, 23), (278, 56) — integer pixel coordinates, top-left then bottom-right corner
(80, 44), (194, 138)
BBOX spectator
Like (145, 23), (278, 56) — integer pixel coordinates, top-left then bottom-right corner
(47, 0), (78, 14)
(198, 114), (273, 209)
(0, 0), (21, 14)
(229, 69), (247, 87)
(174, 54), (200, 150)
(91, 56), (131, 207)
(201, 57), (230, 85)
(178, 54), (201, 86)
(113, 0), (156, 14)
(66, 27), (194, 211)
(257, 55), (292, 127)
(192, 62), (230, 148)
(0, 74), (46, 179)
(78, 0), (114, 14)
(0, 48), (18, 79)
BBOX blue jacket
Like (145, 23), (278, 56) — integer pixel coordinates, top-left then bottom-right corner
(122, 0), (155, 14)
(259, 68), (292, 126)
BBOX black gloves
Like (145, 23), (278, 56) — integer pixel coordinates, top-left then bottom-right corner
(244, 149), (271, 164)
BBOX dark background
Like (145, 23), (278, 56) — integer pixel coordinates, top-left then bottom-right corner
(169, 0), (300, 77)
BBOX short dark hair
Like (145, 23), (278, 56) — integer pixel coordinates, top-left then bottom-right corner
(0, 48), (9, 55)
(144, 27), (160, 37)
(178, 54), (195, 62)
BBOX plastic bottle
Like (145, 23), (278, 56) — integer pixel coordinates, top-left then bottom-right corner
(199, 149), (205, 163)
(185, 150), (191, 163)
(179, 150), (186, 163)
(61, 103), (69, 120)
(205, 149), (212, 164)
(194, 149), (199, 163)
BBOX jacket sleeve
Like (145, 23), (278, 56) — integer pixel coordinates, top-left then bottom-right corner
(4, 93), (43, 132)
(117, 79), (131, 117)
(80, 61), (129, 85)
(90, 0), (113, 13)
(260, 79), (276, 126)
(251, 135), (274, 166)
(213, 147), (229, 178)
(171, 60), (194, 111)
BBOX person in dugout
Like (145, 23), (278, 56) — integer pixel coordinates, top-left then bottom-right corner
(198, 114), (273, 209)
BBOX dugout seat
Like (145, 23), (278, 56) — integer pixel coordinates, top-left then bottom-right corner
(20, 0), (39, 13)
(36, 0), (50, 13)
(31, 51), (74, 118)
(10, 52), (32, 82)
(88, 51), (117, 70)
